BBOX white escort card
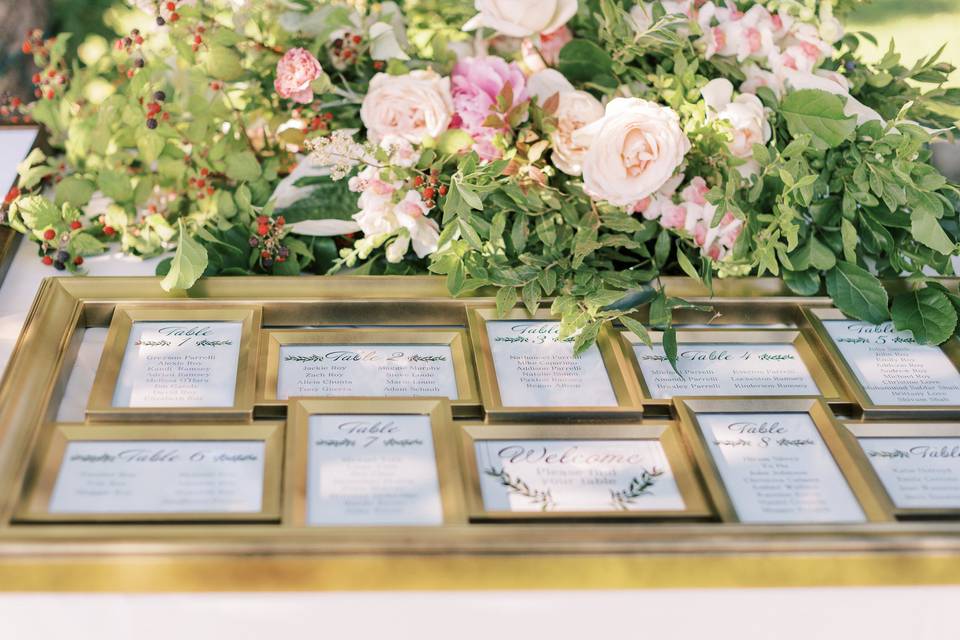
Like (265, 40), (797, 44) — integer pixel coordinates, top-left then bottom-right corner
(698, 412), (865, 523)
(112, 321), (243, 408)
(634, 342), (820, 399)
(823, 320), (960, 406)
(0, 127), (38, 192)
(860, 437), (960, 509)
(277, 344), (458, 400)
(49, 441), (265, 513)
(306, 413), (443, 526)
(475, 439), (685, 512)
(485, 320), (618, 407)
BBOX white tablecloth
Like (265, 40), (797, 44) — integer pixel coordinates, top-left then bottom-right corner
(0, 235), (958, 640)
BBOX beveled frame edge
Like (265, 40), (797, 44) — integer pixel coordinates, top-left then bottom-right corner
(85, 304), (263, 422)
(840, 421), (960, 520)
(256, 328), (481, 416)
(616, 327), (848, 411)
(466, 307), (644, 421)
(457, 422), (714, 522)
(13, 422), (284, 523)
(283, 397), (464, 527)
(802, 307), (960, 419)
(672, 397), (892, 524)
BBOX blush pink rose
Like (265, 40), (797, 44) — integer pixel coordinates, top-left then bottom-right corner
(451, 56), (528, 160)
(274, 48), (323, 104)
(538, 26), (573, 66)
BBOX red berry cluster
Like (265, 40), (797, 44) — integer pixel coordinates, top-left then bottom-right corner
(115, 28), (148, 79)
(24, 29), (69, 101)
(144, 90), (168, 129)
(155, 1), (182, 26)
(39, 221), (84, 271)
(20, 29), (45, 57)
(0, 93), (30, 125)
(191, 24), (207, 53)
(249, 215), (289, 268)
(411, 170), (447, 210)
(330, 32), (363, 67)
(188, 167), (216, 200)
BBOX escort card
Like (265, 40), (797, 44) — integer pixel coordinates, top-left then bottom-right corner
(277, 344), (458, 400)
(823, 320), (960, 406)
(306, 413), (443, 526)
(634, 341), (820, 399)
(112, 321), (243, 408)
(698, 412), (865, 523)
(48, 440), (265, 513)
(475, 439), (685, 512)
(860, 436), (960, 509)
(485, 321), (618, 407)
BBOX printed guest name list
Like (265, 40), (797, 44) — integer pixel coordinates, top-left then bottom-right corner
(113, 321), (243, 408)
(485, 321), (618, 407)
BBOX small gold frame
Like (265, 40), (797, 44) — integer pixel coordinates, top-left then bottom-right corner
(284, 397), (465, 526)
(257, 328), (481, 418)
(15, 422), (284, 523)
(459, 422), (713, 522)
(840, 421), (960, 520)
(673, 397), (891, 523)
(616, 327), (848, 414)
(467, 308), (643, 421)
(87, 304), (262, 422)
(803, 307), (960, 419)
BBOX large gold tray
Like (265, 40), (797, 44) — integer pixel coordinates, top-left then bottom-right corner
(2, 276), (960, 591)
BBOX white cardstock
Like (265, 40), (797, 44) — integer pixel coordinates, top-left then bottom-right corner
(48, 440), (265, 514)
(634, 341), (820, 399)
(485, 321), (618, 407)
(698, 412), (865, 523)
(112, 321), (243, 408)
(860, 436), (960, 509)
(475, 439), (685, 513)
(307, 414), (443, 526)
(824, 320), (960, 406)
(277, 344), (459, 400)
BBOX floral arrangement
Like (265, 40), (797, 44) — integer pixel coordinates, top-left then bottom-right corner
(2, 0), (960, 357)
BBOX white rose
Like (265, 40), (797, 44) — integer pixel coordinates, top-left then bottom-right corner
(463, 0), (578, 38)
(702, 78), (771, 176)
(360, 70), (454, 144)
(551, 90), (605, 176)
(575, 97), (691, 206)
(526, 69), (575, 104)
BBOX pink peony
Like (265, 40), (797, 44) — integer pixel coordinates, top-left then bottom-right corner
(275, 48), (323, 104)
(451, 56), (528, 160)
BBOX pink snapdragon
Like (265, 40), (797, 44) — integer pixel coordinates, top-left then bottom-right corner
(451, 56), (528, 160)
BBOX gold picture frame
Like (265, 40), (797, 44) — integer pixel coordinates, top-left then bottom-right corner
(840, 421), (960, 520)
(256, 328), (481, 418)
(86, 304), (262, 422)
(617, 327), (849, 414)
(15, 422), (284, 523)
(459, 422), (713, 522)
(803, 307), (960, 419)
(467, 307), (643, 421)
(673, 397), (891, 523)
(284, 397), (465, 526)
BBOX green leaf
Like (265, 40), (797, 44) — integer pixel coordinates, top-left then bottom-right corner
(161, 220), (209, 292)
(783, 269), (821, 296)
(911, 209), (956, 256)
(662, 326), (679, 374)
(841, 218), (858, 263)
(16, 196), (61, 231)
(436, 130), (474, 155)
(495, 286), (517, 317)
(137, 132), (166, 165)
(206, 46), (244, 82)
(68, 232), (107, 256)
(825, 261), (890, 324)
(225, 151), (262, 182)
(891, 288), (958, 345)
(780, 89), (857, 150)
(676, 250), (701, 284)
(620, 316), (652, 348)
(97, 170), (133, 202)
(521, 280), (540, 316)
(557, 39), (616, 88)
(808, 236), (837, 271)
(54, 176), (96, 207)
